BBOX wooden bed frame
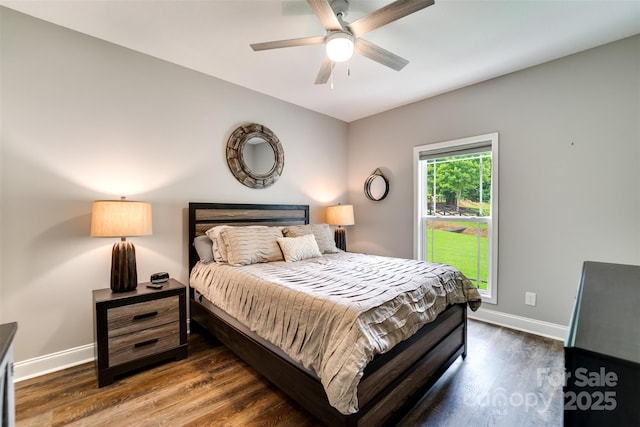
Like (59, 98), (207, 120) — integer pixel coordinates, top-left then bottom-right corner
(188, 202), (468, 426)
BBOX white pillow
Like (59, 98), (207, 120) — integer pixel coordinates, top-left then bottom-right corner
(219, 226), (284, 266)
(277, 234), (322, 262)
(282, 224), (339, 254)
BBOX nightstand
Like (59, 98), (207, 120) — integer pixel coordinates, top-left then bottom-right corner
(93, 278), (187, 387)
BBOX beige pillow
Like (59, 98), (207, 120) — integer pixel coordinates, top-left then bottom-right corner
(219, 226), (284, 266)
(205, 225), (230, 263)
(283, 224), (339, 254)
(277, 234), (322, 262)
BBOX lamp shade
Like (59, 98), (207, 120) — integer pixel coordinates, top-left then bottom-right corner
(91, 200), (152, 238)
(326, 204), (355, 226)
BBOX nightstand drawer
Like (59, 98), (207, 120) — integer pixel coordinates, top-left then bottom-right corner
(107, 296), (179, 337)
(108, 322), (180, 367)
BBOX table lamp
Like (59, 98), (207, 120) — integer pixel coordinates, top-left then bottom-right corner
(91, 197), (152, 292)
(326, 204), (354, 251)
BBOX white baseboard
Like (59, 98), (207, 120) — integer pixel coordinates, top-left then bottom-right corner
(469, 307), (568, 341)
(14, 343), (95, 383)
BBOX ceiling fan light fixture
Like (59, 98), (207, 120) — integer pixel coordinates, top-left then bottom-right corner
(326, 32), (354, 63)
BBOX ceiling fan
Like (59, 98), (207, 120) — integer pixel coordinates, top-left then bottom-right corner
(250, 0), (435, 84)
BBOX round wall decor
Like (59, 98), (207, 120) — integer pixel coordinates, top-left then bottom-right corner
(226, 123), (284, 189)
(364, 168), (390, 201)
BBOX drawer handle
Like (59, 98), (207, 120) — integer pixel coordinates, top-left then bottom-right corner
(134, 338), (159, 348)
(133, 311), (158, 321)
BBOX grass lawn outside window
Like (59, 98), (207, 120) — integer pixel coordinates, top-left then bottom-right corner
(426, 220), (488, 290)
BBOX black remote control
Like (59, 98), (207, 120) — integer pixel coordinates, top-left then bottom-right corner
(146, 283), (163, 289)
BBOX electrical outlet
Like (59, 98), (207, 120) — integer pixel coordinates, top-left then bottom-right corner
(525, 292), (536, 306)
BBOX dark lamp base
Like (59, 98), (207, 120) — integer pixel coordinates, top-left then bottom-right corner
(334, 226), (347, 252)
(111, 241), (138, 292)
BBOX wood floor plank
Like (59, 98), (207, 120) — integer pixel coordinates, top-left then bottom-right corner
(15, 320), (563, 426)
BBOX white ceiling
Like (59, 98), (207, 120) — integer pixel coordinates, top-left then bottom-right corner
(3, 0), (640, 122)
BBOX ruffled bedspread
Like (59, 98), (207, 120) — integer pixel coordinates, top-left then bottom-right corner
(190, 252), (481, 414)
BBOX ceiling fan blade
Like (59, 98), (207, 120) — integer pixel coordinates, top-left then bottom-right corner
(250, 36), (326, 51)
(355, 38), (409, 71)
(315, 55), (334, 84)
(348, 0), (434, 37)
(307, 0), (343, 31)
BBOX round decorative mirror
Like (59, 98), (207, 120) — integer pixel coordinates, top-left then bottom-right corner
(226, 123), (284, 189)
(364, 168), (390, 201)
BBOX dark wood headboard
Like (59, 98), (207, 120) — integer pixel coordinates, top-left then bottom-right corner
(188, 202), (309, 271)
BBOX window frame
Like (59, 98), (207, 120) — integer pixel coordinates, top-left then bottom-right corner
(413, 133), (499, 304)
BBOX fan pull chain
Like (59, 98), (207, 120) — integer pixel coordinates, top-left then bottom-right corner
(330, 66), (334, 90)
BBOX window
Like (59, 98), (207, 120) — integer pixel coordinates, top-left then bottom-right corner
(414, 133), (498, 304)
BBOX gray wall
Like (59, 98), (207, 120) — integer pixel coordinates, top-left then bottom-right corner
(347, 35), (640, 326)
(0, 8), (348, 363)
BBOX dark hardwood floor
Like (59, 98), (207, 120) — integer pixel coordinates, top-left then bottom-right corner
(15, 319), (564, 426)
(401, 320), (564, 427)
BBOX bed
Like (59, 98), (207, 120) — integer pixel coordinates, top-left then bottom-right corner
(188, 202), (481, 426)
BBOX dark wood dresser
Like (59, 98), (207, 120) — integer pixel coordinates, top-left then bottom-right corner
(0, 323), (17, 427)
(564, 261), (639, 426)
(93, 279), (188, 387)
